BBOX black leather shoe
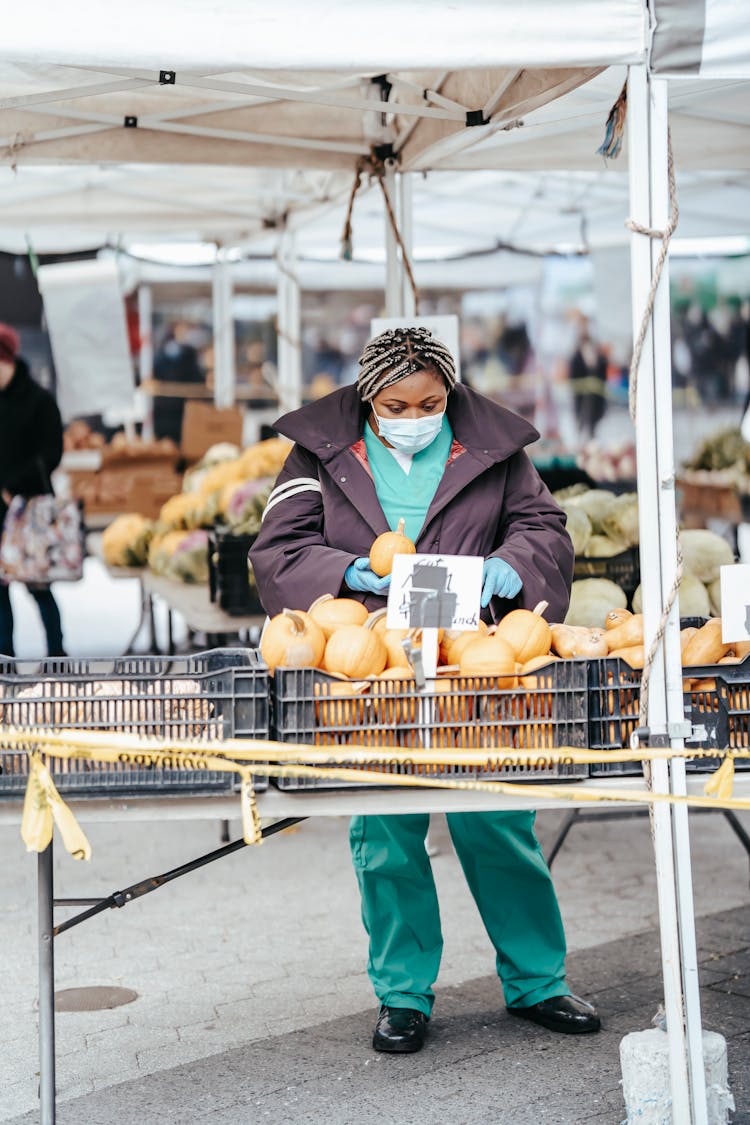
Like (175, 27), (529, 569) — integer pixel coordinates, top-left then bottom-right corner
(373, 1006), (428, 1053)
(508, 993), (600, 1034)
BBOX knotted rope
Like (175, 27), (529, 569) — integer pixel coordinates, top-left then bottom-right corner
(624, 131), (682, 730)
(340, 151), (421, 315)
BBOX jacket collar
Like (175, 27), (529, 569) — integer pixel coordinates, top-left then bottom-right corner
(273, 383), (538, 465)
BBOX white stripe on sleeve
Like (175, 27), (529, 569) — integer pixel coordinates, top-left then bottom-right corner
(261, 480), (322, 520)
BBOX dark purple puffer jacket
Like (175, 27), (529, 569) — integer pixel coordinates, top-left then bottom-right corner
(249, 382), (573, 622)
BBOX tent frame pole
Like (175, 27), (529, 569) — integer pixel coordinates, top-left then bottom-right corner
(137, 283), (154, 440)
(399, 171), (416, 319)
(384, 161), (401, 316)
(212, 248), (236, 409)
(627, 64), (708, 1124)
(276, 230), (302, 413)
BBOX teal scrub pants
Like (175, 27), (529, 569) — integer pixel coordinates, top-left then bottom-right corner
(349, 811), (568, 1017)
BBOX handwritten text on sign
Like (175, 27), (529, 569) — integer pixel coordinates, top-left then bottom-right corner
(386, 554), (483, 631)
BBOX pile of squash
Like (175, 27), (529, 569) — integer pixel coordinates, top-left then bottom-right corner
(260, 594), (579, 752)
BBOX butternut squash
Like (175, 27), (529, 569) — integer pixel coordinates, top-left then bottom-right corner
(609, 644), (645, 669)
(604, 608), (632, 631)
(551, 624), (608, 659)
(682, 620), (731, 668)
(604, 614), (644, 653)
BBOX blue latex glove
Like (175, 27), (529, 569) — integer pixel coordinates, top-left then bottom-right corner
(481, 557), (522, 608)
(344, 557), (391, 595)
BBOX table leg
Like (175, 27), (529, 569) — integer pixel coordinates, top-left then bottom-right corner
(167, 608), (175, 656)
(38, 841), (56, 1124)
(146, 593), (158, 655)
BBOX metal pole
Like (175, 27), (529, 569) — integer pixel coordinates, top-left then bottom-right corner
(212, 250), (236, 409)
(626, 64), (693, 1123)
(276, 232), (302, 413)
(384, 162), (401, 317)
(137, 284), (154, 440)
(38, 841), (56, 1124)
(398, 172), (416, 319)
(648, 74), (708, 1123)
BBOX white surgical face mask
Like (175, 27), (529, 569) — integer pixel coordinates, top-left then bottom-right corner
(373, 409), (445, 454)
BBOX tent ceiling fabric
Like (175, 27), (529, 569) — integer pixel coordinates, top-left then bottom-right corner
(651, 0), (750, 79)
(2, 1), (646, 71)
(0, 61), (603, 171)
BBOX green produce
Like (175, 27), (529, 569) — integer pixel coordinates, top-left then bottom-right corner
(565, 489), (618, 534)
(679, 529), (734, 584)
(708, 576), (722, 617)
(564, 578), (627, 628)
(585, 534), (628, 558)
(632, 571), (710, 618)
(600, 493), (639, 548)
(561, 505), (592, 556)
(684, 427), (746, 472)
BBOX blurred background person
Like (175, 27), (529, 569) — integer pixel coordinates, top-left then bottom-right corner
(0, 323), (66, 657)
(152, 320), (206, 444)
(569, 323), (608, 442)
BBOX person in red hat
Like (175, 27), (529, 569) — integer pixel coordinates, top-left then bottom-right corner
(0, 324), (66, 656)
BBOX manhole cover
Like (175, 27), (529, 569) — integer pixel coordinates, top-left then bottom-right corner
(54, 986), (139, 1012)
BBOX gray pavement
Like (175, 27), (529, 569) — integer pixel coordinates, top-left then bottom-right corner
(2, 809), (750, 1123)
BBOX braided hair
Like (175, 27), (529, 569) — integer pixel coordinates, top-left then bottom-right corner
(357, 326), (457, 402)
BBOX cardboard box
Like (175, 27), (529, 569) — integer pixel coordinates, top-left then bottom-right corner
(181, 403), (244, 463)
(67, 467), (183, 520)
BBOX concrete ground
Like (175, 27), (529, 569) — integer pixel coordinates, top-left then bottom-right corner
(1, 809), (750, 1124)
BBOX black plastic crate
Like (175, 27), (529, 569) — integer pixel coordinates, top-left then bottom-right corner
(208, 527), (264, 617)
(587, 657), (728, 777)
(0, 648), (270, 796)
(685, 654), (750, 771)
(271, 662), (590, 790)
(573, 547), (640, 602)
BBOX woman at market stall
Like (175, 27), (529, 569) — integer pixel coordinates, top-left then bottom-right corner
(0, 323), (66, 658)
(250, 326), (600, 1053)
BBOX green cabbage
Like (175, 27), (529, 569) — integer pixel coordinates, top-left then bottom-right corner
(583, 535), (628, 558)
(679, 529), (734, 584)
(561, 505), (592, 556)
(565, 489), (618, 533)
(600, 493), (640, 548)
(565, 578), (627, 628)
(632, 572), (710, 618)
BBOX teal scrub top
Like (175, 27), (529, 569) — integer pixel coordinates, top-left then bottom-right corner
(363, 415), (453, 544)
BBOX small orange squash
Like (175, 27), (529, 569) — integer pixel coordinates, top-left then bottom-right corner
(682, 620), (731, 668)
(604, 614), (644, 653)
(440, 622), (489, 666)
(458, 635), (516, 680)
(493, 600), (551, 663)
(604, 609), (632, 631)
(369, 518), (416, 576)
(260, 609), (326, 671)
(323, 623), (388, 679)
(308, 593), (368, 638)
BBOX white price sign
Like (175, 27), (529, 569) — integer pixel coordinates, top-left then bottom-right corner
(720, 564), (750, 644)
(386, 554), (483, 631)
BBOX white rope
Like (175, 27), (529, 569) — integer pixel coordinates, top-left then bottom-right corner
(626, 131), (682, 729)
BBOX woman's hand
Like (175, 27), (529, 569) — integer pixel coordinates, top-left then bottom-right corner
(344, 558), (391, 595)
(481, 558), (522, 607)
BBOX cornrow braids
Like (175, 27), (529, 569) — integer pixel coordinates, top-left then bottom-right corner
(357, 326), (457, 402)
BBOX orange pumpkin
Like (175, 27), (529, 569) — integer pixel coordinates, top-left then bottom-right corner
(440, 623), (489, 666)
(493, 600), (552, 663)
(308, 594), (368, 638)
(369, 518), (416, 577)
(458, 636), (516, 680)
(322, 624), (388, 679)
(260, 609), (326, 671)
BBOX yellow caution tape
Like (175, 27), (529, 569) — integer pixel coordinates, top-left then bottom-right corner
(704, 756), (735, 800)
(4, 725), (750, 861)
(21, 754), (92, 861)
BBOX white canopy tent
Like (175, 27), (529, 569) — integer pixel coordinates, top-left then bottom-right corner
(3, 4), (750, 1122)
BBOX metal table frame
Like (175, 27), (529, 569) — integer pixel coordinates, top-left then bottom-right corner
(3, 776), (748, 1124)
